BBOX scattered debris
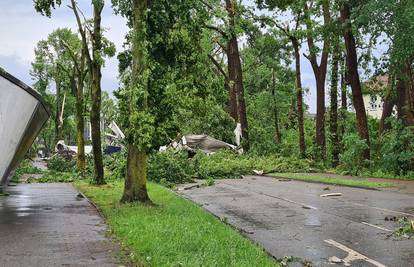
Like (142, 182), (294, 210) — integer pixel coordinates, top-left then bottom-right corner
(181, 184), (200, 191)
(278, 179), (292, 182)
(302, 205), (312, 210)
(329, 256), (343, 264)
(384, 216), (398, 221)
(323, 186), (331, 191)
(279, 256), (301, 267)
(320, 193), (342, 198)
(391, 217), (414, 239)
(253, 170), (264, 176)
(76, 193), (85, 199)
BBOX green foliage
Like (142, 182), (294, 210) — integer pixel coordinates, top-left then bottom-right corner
(194, 150), (315, 180)
(376, 120), (414, 175)
(11, 160), (43, 183)
(339, 133), (369, 175)
(148, 151), (194, 184)
(47, 155), (76, 172)
(392, 217), (414, 239)
(29, 171), (75, 183)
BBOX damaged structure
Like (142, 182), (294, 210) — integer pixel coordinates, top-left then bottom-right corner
(0, 69), (49, 185)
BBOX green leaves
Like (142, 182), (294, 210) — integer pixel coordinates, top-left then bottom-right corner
(33, 0), (62, 17)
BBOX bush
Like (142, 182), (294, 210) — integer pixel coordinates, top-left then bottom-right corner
(103, 152), (127, 180)
(339, 133), (369, 175)
(11, 159), (43, 183)
(376, 120), (414, 175)
(47, 155), (76, 172)
(194, 150), (316, 179)
(148, 150), (194, 184)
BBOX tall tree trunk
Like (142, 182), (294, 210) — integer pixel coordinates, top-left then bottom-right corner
(396, 77), (414, 126)
(330, 51), (340, 167)
(208, 54), (238, 121)
(75, 61), (86, 172)
(292, 38), (306, 157)
(271, 70), (281, 143)
(339, 56), (347, 138)
(89, 1), (105, 184)
(304, 0), (330, 159)
(121, 0), (151, 204)
(340, 3), (370, 159)
(226, 0), (249, 151)
(54, 80), (64, 143)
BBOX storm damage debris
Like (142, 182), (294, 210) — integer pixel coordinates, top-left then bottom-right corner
(319, 193), (342, 198)
(160, 134), (240, 155)
(0, 69), (50, 185)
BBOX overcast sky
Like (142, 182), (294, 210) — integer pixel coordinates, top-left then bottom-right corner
(0, 0), (319, 112)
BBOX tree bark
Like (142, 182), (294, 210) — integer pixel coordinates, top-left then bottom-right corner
(304, 0), (330, 159)
(330, 51), (340, 167)
(339, 56), (347, 138)
(75, 55), (86, 172)
(208, 54), (238, 121)
(379, 75), (395, 133)
(89, 1), (105, 184)
(225, 0), (249, 151)
(271, 70), (281, 143)
(71, 0), (105, 184)
(292, 38), (306, 157)
(396, 77), (414, 126)
(54, 80), (64, 143)
(121, 0), (151, 204)
(340, 3), (370, 160)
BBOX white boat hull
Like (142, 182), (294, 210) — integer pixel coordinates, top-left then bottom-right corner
(0, 70), (49, 184)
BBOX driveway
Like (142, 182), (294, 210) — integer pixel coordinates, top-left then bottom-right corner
(181, 176), (414, 266)
(0, 183), (122, 267)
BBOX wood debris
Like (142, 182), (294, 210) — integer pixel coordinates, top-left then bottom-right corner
(320, 193), (342, 198)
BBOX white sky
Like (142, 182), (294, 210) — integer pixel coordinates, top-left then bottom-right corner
(0, 0), (327, 113)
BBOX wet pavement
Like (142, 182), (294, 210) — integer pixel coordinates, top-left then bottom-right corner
(0, 183), (121, 267)
(181, 176), (414, 267)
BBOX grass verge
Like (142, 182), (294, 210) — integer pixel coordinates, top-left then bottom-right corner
(74, 180), (279, 267)
(270, 173), (395, 189)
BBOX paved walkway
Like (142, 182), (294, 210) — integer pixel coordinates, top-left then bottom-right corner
(0, 183), (121, 267)
(181, 176), (414, 267)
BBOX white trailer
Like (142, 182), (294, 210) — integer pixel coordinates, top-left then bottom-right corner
(0, 69), (49, 185)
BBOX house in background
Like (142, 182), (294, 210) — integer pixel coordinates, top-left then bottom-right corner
(362, 74), (391, 119)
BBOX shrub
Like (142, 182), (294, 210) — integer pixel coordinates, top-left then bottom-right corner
(148, 150), (194, 184)
(11, 159), (43, 183)
(339, 133), (369, 175)
(47, 155), (76, 172)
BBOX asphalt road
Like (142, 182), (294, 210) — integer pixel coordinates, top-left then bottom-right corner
(0, 183), (121, 267)
(182, 176), (414, 267)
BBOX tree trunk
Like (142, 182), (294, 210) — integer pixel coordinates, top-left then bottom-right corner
(292, 38), (306, 157)
(121, 0), (151, 204)
(89, 1), (105, 184)
(339, 56), (347, 138)
(340, 4), (370, 159)
(121, 144), (151, 203)
(330, 51), (340, 167)
(379, 75), (395, 133)
(304, 1), (330, 159)
(271, 70), (281, 143)
(75, 65), (86, 172)
(54, 80), (64, 143)
(226, 0), (249, 151)
(396, 78), (414, 126)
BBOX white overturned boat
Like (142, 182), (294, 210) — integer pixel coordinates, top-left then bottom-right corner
(0, 69), (49, 185)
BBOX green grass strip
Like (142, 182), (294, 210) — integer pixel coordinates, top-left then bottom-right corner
(75, 181), (279, 267)
(270, 173), (395, 189)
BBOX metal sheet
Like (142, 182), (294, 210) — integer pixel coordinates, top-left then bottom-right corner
(0, 69), (49, 184)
